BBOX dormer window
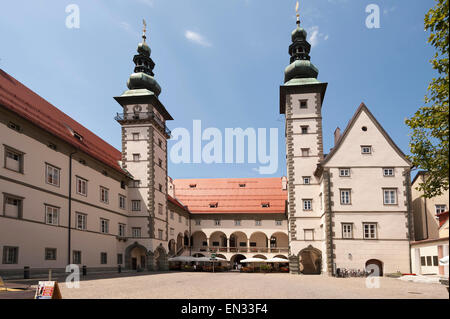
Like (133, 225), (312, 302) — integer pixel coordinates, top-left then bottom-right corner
(239, 183), (246, 188)
(73, 132), (83, 142)
(261, 202), (270, 208)
(189, 184), (197, 188)
(209, 202), (218, 208)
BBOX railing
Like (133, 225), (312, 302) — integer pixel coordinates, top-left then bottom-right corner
(115, 112), (171, 136)
(191, 246), (289, 254)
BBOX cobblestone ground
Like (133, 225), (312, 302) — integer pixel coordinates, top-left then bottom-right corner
(58, 272), (449, 299)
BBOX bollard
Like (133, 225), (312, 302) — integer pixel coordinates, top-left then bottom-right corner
(82, 265), (87, 276)
(118, 265), (122, 273)
(24, 266), (30, 279)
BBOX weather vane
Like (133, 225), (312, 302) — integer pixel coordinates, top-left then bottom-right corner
(296, 1), (300, 25)
(142, 19), (147, 43)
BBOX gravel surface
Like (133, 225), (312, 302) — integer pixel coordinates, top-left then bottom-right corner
(58, 272), (449, 299)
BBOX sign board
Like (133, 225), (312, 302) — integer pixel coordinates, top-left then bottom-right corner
(211, 253), (216, 259)
(35, 281), (62, 299)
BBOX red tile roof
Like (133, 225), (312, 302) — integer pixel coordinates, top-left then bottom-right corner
(173, 177), (287, 214)
(438, 211), (449, 228)
(168, 194), (189, 212)
(0, 69), (127, 176)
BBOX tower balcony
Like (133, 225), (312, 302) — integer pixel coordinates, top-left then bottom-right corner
(115, 111), (171, 137)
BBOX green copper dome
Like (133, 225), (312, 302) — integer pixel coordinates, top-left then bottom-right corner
(127, 72), (161, 97)
(284, 59), (318, 83)
(291, 26), (307, 42)
(137, 42), (151, 57)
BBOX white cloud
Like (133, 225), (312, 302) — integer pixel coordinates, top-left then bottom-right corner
(185, 30), (212, 47)
(120, 22), (131, 31)
(136, 0), (154, 7)
(308, 26), (328, 48)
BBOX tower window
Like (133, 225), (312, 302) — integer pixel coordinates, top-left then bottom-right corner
(303, 177), (311, 185)
(301, 148), (310, 157)
(361, 146), (372, 154)
(132, 133), (140, 140)
(300, 100), (308, 109)
(301, 126), (309, 134)
(133, 154), (140, 162)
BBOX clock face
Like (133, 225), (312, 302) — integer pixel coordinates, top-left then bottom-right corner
(133, 104), (142, 113)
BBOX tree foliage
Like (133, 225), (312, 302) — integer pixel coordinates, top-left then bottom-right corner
(405, 0), (449, 198)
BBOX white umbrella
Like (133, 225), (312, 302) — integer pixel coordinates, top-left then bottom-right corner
(168, 256), (197, 262)
(240, 258), (266, 263)
(265, 257), (289, 263)
(439, 256), (449, 266)
(194, 256), (227, 262)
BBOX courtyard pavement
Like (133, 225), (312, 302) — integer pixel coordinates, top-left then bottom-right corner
(52, 272), (449, 299)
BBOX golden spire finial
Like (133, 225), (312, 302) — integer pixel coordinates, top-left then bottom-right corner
(142, 19), (147, 43)
(295, 1), (300, 25)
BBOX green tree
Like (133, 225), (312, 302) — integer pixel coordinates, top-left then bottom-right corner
(406, 0), (449, 198)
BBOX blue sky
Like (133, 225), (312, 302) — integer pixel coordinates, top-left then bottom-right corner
(0, 0), (436, 179)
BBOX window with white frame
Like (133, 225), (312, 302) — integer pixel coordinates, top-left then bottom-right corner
(363, 223), (377, 239)
(118, 223), (126, 237)
(131, 200), (141, 211)
(45, 205), (59, 225)
(303, 199), (312, 211)
(275, 220), (282, 226)
(3, 246), (19, 264)
(45, 248), (57, 260)
(119, 195), (126, 209)
(435, 204), (447, 216)
(100, 187), (109, 204)
(133, 153), (140, 162)
(339, 168), (350, 177)
(361, 145), (372, 154)
(383, 168), (395, 177)
(383, 188), (397, 205)
(234, 220), (241, 226)
(195, 219), (201, 225)
(342, 223), (353, 239)
(255, 220), (262, 226)
(304, 229), (314, 241)
(214, 219), (221, 226)
(340, 189), (351, 205)
(100, 218), (109, 234)
(76, 213), (87, 230)
(303, 176), (311, 185)
(76, 177), (87, 196)
(132, 227), (141, 238)
(45, 164), (60, 186)
(158, 229), (163, 240)
(4, 195), (22, 218)
(4, 147), (23, 173)
(73, 251), (82, 264)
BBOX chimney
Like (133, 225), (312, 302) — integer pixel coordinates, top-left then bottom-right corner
(334, 127), (341, 146)
(281, 176), (287, 190)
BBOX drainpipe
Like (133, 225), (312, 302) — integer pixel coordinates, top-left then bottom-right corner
(326, 171), (334, 276)
(405, 169), (414, 273)
(189, 213), (192, 256)
(422, 174), (429, 240)
(68, 150), (77, 265)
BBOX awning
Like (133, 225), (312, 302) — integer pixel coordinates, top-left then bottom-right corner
(439, 256), (449, 266)
(240, 258), (266, 263)
(168, 256), (197, 262)
(265, 257), (289, 263)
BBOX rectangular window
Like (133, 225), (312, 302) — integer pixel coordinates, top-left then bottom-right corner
(178, 215), (182, 223)
(433, 256), (439, 266)
(45, 164), (60, 187)
(426, 256), (432, 266)
(158, 139), (163, 148)
(342, 223), (353, 239)
(214, 219), (221, 226)
(339, 168), (350, 177)
(100, 187), (109, 204)
(255, 220), (262, 226)
(158, 229), (163, 240)
(301, 126), (308, 134)
(195, 219), (201, 225)
(158, 158), (163, 167)
(363, 223), (377, 239)
(361, 145), (372, 154)
(2, 246), (18, 264)
(4, 195), (22, 218)
(303, 177), (311, 185)
(131, 200), (141, 211)
(304, 229), (314, 241)
(4, 146), (24, 173)
(118, 223), (126, 237)
(100, 218), (109, 234)
(133, 153), (140, 162)
(117, 254), (123, 265)
(45, 248), (57, 260)
(301, 148), (310, 157)
(73, 251), (82, 264)
(100, 252), (107, 265)
(170, 228), (174, 235)
(76, 213), (87, 230)
(158, 184), (163, 192)
(131, 180), (141, 188)
(170, 211), (174, 220)
(45, 205), (59, 225)
(383, 168), (395, 177)
(299, 100), (308, 109)
(275, 220), (282, 226)
(340, 189), (351, 205)
(158, 203), (163, 215)
(234, 220), (241, 226)
(420, 256), (426, 266)
(383, 188), (397, 205)
(76, 177), (87, 196)
(119, 195), (126, 210)
(435, 205), (447, 215)
(132, 133), (140, 140)
(303, 199), (312, 211)
(132, 227), (141, 238)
